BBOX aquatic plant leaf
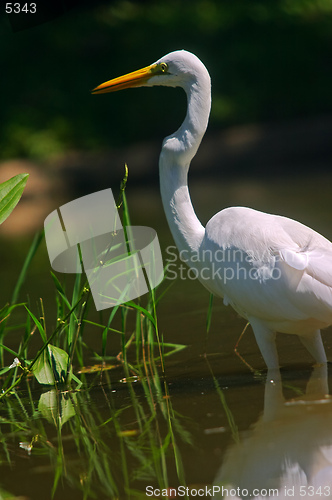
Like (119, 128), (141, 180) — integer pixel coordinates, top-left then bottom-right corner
(0, 173), (29, 225)
(77, 363), (118, 374)
(116, 429), (139, 437)
(32, 350), (55, 385)
(39, 389), (75, 427)
(32, 346), (70, 386)
(38, 389), (57, 425)
(48, 345), (70, 384)
(59, 394), (75, 424)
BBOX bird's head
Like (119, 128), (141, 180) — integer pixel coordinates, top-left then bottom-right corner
(91, 50), (209, 94)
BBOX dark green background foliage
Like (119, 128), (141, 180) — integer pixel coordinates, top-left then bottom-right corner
(1, 0), (332, 159)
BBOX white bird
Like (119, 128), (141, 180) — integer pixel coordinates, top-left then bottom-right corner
(92, 50), (332, 369)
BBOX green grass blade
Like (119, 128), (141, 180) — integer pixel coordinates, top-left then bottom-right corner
(0, 344), (19, 358)
(25, 306), (47, 343)
(50, 271), (72, 310)
(206, 293), (214, 333)
(125, 301), (157, 331)
(11, 230), (44, 304)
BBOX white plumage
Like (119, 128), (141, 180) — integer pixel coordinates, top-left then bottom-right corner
(92, 50), (332, 369)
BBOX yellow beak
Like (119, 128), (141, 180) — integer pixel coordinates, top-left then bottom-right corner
(91, 64), (156, 94)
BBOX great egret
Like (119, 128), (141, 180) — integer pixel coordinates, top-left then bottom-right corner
(92, 50), (332, 369)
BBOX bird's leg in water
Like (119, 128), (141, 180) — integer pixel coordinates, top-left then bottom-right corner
(249, 318), (278, 370)
(299, 330), (327, 364)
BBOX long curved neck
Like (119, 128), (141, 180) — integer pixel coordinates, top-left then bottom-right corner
(159, 75), (211, 255)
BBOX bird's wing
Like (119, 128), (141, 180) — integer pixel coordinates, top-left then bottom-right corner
(280, 247), (332, 288)
(203, 207), (332, 326)
(277, 214), (332, 287)
(279, 249), (308, 271)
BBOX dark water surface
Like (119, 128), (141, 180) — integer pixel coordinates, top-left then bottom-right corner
(1, 173), (332, 499)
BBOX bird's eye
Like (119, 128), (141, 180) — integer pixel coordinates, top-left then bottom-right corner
(160, 63), (168, 73)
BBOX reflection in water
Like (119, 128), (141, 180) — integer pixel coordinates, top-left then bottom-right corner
(2, 360), (332, 498)
(0, 369), (189, 499)
(214, 365), (332, 499)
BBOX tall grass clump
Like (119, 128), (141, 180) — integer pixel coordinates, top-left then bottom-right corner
(0, 168), (192, 498)
(0, 167), (186, 394)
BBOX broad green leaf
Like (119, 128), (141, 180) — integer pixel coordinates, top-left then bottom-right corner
(32, 350), (55, 385)
(38, 389), (58, 425)
(0, 173), (29, 225)
(39, 389), (75, 428)
(48, 344), (71, 384)
(31, 345), (71, 386)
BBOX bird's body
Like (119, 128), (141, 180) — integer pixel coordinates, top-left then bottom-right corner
(203, 207), (332, 333)
(92, 50), (332, 369)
